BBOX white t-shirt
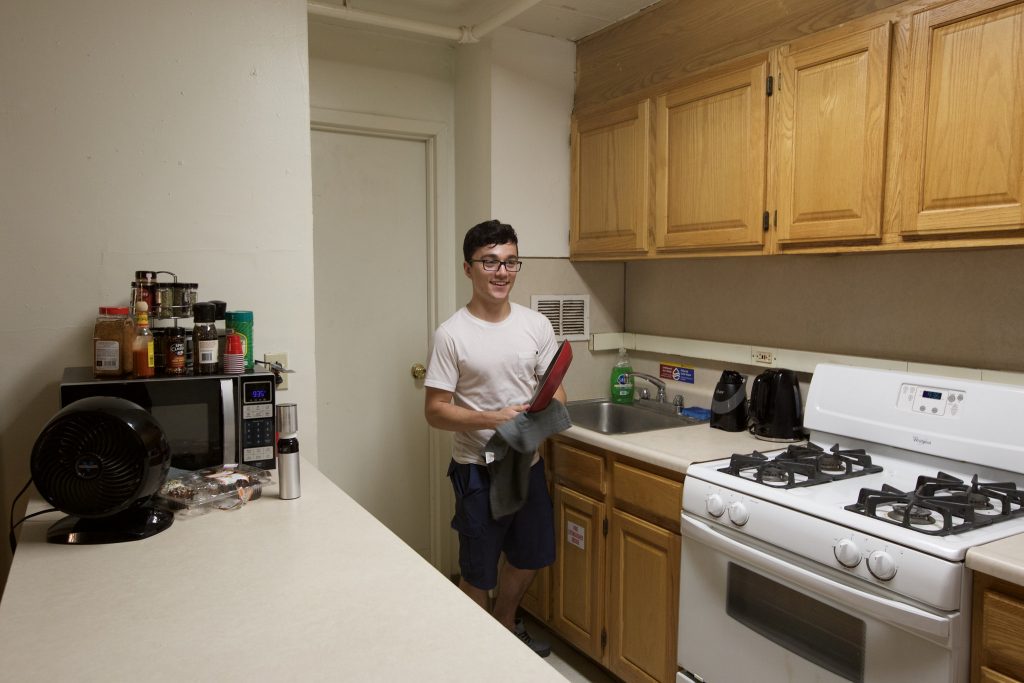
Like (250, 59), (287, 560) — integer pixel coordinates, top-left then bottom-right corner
(425, 303), (558, 465)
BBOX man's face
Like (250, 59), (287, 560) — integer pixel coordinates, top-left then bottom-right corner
(464, 242), (519, 306)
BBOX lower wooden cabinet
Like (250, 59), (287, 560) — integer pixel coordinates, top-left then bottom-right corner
(552, 484), (606, 659)
(972, 572), (1024, 683)
(535, 436), (683, 683)
(608, 508), (681, 683)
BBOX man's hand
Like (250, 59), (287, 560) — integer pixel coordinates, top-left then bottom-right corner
(494, 404), (528, 426)
(425, 388), (530, 432)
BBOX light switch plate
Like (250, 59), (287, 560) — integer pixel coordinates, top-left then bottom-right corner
(264, 352), (289, 390)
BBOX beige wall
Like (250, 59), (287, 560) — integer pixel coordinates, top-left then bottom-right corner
(0, 0), (315, 591)
(510, 259), (626, 401)
(625, 249), (1024, 372)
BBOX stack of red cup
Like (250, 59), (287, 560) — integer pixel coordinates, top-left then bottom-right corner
(222, 332), (245, 374)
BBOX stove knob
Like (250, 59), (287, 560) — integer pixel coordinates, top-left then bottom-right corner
(867, 550), (898, 581)
(706, 494), (726, 518)
(833, 539), (862, 568)
(727, 501), (749, 526)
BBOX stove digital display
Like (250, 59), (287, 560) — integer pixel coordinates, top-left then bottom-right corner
(922, 390), (943, 400)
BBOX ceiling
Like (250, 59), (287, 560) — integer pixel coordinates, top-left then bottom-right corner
(308, 0), (660, 42)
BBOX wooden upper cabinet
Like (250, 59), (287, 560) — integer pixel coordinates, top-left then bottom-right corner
(775, 24), (892, 247)
(571, 100), (653, 258)
(902, 0), (1024, 240)
(654, 56), (770, 253)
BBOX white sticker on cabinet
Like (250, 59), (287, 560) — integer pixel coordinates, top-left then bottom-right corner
(567, 521), (585, 550)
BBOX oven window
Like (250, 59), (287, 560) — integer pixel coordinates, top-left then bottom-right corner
(727, 563), (866, 683)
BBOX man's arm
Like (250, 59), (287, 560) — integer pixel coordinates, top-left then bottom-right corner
(424, 387), (527, 433)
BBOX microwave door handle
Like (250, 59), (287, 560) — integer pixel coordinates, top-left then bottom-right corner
(220, 379), (236, 465)
(681, 514), (952, 645)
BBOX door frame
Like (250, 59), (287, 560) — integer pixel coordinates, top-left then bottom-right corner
(310, 106), (457, 574)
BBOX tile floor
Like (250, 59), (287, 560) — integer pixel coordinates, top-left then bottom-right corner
(520, 616), (617, 683)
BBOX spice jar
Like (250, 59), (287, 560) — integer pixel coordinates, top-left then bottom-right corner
(131, 271), (157, 316)
(170, 283), (189, 319)
(210, 300), (227, 363)
(185, 283), (199, 314)
(93, 306), (135, 378)
(193, 302), (219, 375)
(165, 325), (187, 376)
(154, 283), (173, 319)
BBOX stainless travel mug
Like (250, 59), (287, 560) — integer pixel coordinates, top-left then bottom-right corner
(276, 403), (301, 500)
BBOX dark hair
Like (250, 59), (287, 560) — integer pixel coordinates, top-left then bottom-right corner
(463, 220), (518, 263)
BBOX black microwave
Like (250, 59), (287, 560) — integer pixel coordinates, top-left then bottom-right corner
(59, 367), (277, 470)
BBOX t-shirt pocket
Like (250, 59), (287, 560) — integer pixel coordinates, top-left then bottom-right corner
(516, 350), (539, 382)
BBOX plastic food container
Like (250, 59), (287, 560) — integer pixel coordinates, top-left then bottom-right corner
(156, 464), (271, 517)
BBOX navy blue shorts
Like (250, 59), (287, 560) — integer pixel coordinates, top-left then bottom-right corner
(447, 458), (555, 591)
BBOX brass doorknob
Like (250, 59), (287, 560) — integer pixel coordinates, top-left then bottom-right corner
(411, 362), (426, 380)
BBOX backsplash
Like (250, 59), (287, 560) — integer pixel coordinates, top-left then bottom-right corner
(626, 249), (1024, 373)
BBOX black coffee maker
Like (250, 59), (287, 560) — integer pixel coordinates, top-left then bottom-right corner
(710, 370), (748, 432)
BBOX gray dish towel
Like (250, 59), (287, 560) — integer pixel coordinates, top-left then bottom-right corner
(483, 400), (572, 519)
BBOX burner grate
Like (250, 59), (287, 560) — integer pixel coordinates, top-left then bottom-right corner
(845, 472), (1024, 535)
(718, 443), (883, 489)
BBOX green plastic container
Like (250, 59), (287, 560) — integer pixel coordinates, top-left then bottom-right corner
(225, 310), (254, 371)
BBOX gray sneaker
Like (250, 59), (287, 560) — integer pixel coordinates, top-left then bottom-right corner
(514, 618), (551, 658)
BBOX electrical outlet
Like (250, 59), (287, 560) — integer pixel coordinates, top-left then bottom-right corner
(264, 352), (289, 390)
(751, 348), (775, 365)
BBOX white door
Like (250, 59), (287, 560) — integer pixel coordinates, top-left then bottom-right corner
(311, 126), (432, 558)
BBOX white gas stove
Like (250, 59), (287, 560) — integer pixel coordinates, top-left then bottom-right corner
(677, 363), (1024, 683)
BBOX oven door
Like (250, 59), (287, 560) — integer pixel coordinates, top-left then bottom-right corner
(678, 513), (967, 683)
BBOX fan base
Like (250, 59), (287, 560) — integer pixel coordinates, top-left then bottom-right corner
(46, 505), (174, 544)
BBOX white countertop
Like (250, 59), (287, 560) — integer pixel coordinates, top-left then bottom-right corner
(0, 463), (567, 683)
(967, 534), (1024, 587)
(560, 422), (765, 474)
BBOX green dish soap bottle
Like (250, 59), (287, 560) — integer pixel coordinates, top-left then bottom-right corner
(610, 348), (634, 405)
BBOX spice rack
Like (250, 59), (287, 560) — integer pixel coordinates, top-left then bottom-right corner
(131, 270), (199, 321)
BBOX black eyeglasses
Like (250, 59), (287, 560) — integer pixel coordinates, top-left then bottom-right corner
(469, 258), (523, 272)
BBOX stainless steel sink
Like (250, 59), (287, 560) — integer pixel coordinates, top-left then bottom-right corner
(566, 399), (707, 435)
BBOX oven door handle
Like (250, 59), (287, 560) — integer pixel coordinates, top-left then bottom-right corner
(682, 514), (952, 644)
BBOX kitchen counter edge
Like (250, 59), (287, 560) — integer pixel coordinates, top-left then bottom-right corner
(560, 422), (762, 475)
(967, 534), (1024, 587)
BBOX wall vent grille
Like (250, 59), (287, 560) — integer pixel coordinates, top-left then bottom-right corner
(531, 295), (589, 342)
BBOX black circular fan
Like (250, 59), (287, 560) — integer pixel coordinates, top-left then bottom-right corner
(31, 396), (173, 544)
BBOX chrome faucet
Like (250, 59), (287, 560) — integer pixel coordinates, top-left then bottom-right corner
(628, 372), (667, 403)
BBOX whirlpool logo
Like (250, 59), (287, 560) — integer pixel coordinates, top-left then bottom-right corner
(912, 435), (932, 446)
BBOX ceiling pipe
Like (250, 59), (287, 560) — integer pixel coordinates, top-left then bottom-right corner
(307, 0), (544, 44)
(471, 0), (544, 40)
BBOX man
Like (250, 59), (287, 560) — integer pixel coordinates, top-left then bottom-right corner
(424, 219), (565, 657)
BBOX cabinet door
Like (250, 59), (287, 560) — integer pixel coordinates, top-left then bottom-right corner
(902, 0), (1024, 239)
(654, 57), (769, 252)
(551, 484), (606, 661)
(980, 588), (1024, 681)
(607, 508), (681, 683)
(775, 24), (891, 246)
(571, 100), (653, 258)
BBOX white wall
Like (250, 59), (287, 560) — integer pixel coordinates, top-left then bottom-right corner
(491, 29), (575, 258)
(0, 0), (316, 591)
(455, 27), (575, 259)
